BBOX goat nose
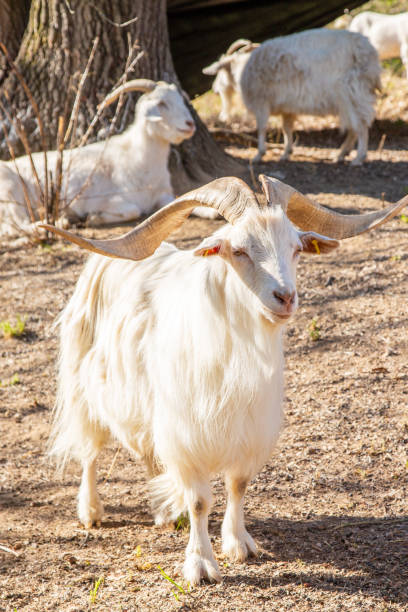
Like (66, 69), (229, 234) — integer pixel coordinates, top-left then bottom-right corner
(273, 290), (296, 306)
(185, 120), (195, 129)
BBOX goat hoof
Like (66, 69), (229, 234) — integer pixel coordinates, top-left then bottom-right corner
(85, 214), (104, 227)
(78, 496), (104, 528)
(350, 158), (364, 166)
(222, 530), (257, 562)
(183, 553), (221, 585)
(154, 511), (174, 527)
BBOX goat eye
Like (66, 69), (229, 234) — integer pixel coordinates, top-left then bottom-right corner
(159, 101), (168, 109)
(233, 249), (247, 257)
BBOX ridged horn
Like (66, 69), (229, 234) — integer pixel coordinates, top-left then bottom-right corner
(260, 174), (408, 239)
(226, 39), (252, 55)
(239, 43), (260, 54)
(100, 78), (157, 109)
(39, 177), (260, 262)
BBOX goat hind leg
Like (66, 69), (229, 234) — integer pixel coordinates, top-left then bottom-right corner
(253, 106), (269, 162)
(351, 126), (368, 166)
(183, 482), (221, 585)
(78, 455), (104, 529)
(281, 113), (295, 160)
(337, 130), (357, 162)
(222, 473), (257, 561)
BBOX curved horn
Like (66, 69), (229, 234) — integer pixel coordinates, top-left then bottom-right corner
(39, 177), (260, 262)
(100, 78), (156, 109)
(226, 38), (252, 55)
(239, 42), (260, 53)
(260, 175), (408, 239)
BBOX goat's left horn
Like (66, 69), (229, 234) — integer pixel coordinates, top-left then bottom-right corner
(39, 177), (260, 262)
(225, 38), (253, 55)
(99, 79), (156, 109)
(260, 174), (408, 239)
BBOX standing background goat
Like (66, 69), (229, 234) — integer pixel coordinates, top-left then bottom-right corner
(0, 79), (195, 236)
(43, 178), (407, 585)
(348, 11), (408, 77)
(205, 29), (381, 164)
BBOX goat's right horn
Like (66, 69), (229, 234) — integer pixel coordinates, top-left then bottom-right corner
(260, 175), (408, 239)
(226, 38), (253, 55)
(39, 177), (260, 262)
(100, 79), (156, 109)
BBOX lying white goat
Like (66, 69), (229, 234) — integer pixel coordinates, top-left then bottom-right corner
(349, 11), (408, 76)
(43, 178), (407, 585)
(0, 79), (195, 236)
(205, 29), (381, 164)
(205, 39), (259, 122)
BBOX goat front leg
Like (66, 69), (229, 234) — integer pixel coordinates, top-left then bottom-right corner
(281, 113), (295, 160)
(221, 474), (257, 561)
(183, 482), (221, 585)
(78, 457), (104, 529)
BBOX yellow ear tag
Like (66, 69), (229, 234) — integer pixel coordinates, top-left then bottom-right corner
(311, 239), (320, 255)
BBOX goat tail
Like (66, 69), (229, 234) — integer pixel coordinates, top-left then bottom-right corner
(149, 472), (187, 525)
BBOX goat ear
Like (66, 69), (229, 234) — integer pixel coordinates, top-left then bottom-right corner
(300, 232), (340, 255)
(194, 237), (227, 257)
(147, 110), (163, 122)
(202, 57), (232, 75)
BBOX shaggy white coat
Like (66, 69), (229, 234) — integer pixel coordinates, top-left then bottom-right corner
(239, 28), (381, 164)
(50, 203), (338, 585)
(349, 11), (408, 75)
(0, 83), (195, 236)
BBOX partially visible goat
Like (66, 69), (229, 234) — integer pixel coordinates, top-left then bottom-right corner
(204, 39), (259, 122)
(349, 11), (408, 76)
(0, 79), (195, 236)
(43, 176), (407, 585)
(206, 29), (381, 164)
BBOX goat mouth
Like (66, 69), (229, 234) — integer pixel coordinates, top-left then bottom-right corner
(179, 127), (195, 135)
(261, 307), (292, 324)
(272, 313), (292, 321)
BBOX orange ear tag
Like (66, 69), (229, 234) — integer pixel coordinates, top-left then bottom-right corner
(203, 245), (220, 257)
(311, 239), (320, 255)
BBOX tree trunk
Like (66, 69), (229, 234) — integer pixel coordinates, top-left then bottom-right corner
(0, 0), (30, 81)
(0, 0), (242, 192)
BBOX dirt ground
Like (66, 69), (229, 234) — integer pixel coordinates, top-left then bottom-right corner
(1, 72), (408, 611)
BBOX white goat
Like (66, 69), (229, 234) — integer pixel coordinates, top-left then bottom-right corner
(349, 11), (408, 75)
(0, 79), (195, 236)
(204, 39), (259, 122)
(43, 177), (407, 585)
(205, 29), (381, 165)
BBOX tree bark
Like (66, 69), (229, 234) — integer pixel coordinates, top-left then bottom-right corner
(0, 0), (242, 191)
(0, 0), (30, 80)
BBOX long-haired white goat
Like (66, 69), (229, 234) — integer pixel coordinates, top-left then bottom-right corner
(349, 11), (408, 76)
(0, 79), (195, 236)
(43, 178), (407, 585)
(205, 29), (381, 165)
